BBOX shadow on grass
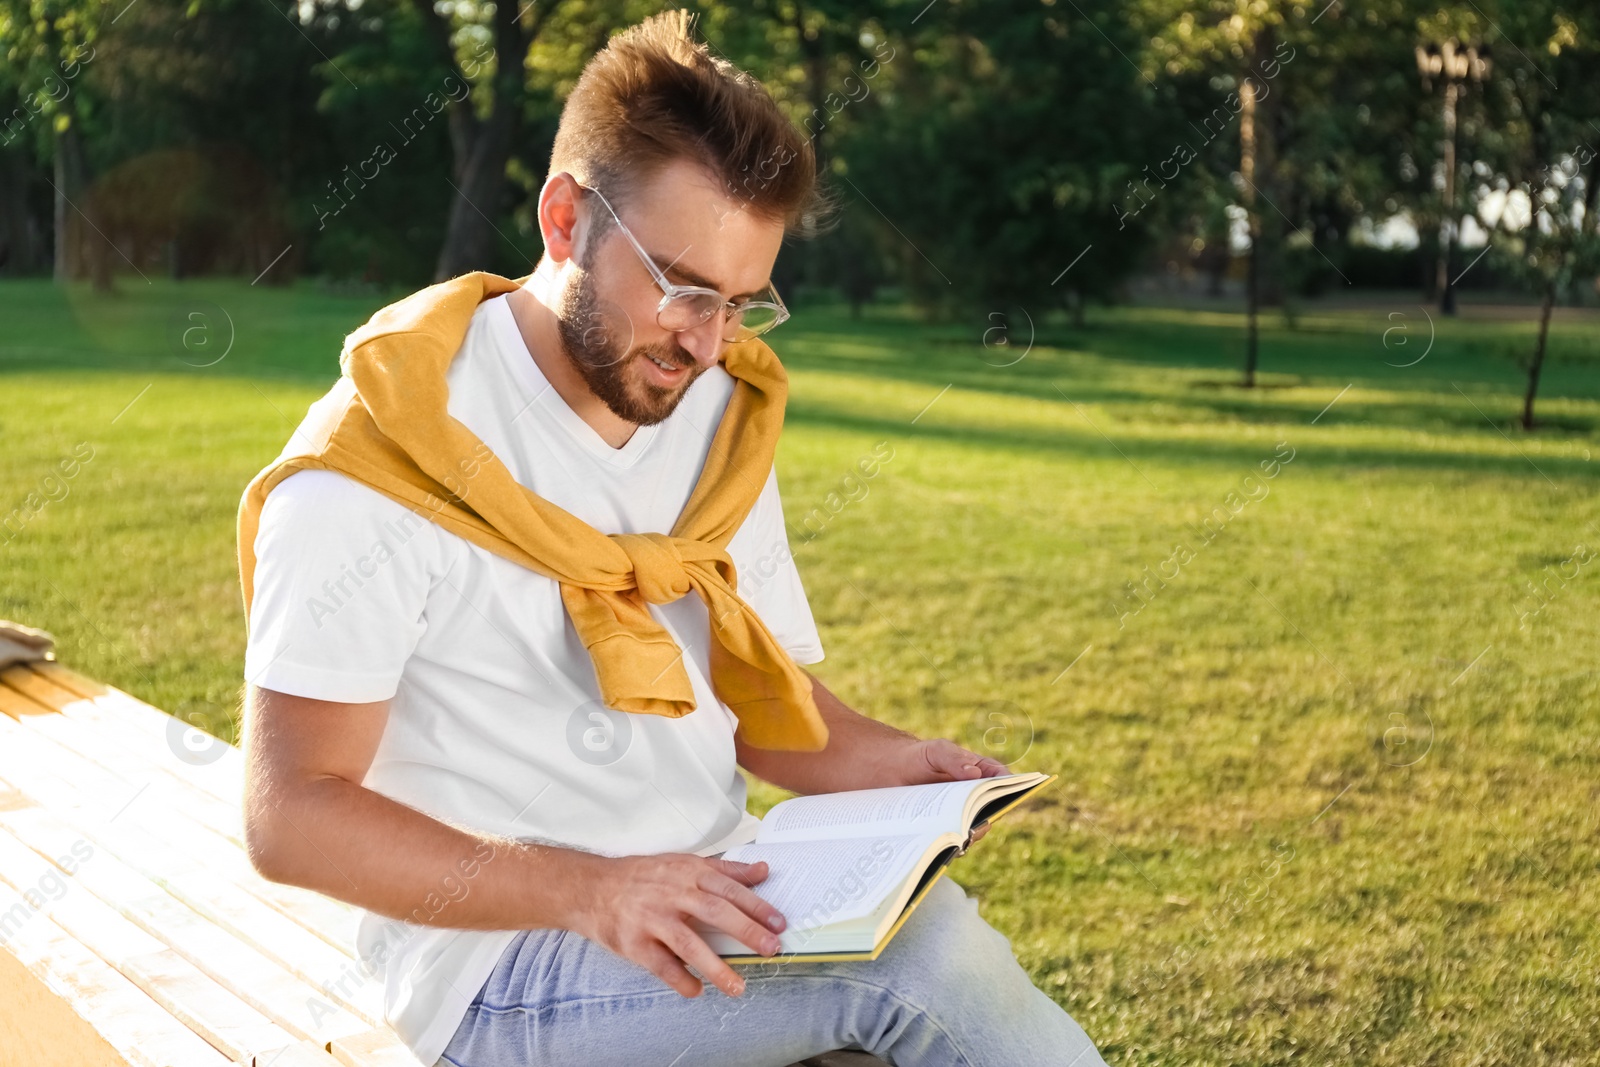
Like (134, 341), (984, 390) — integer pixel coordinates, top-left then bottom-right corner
(787, 399), (1600, 485)
(5, 279), (1598, 451)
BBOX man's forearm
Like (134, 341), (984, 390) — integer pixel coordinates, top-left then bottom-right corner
(735, 671), (921, 795)
(247, 774), (605, 931)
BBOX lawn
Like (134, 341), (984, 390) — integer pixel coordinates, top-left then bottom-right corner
(3, 276), (1598, 1065)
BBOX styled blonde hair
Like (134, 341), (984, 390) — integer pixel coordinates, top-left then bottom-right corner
(549, 9), (819, 230)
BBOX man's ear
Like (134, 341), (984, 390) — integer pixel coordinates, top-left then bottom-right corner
(539, 172), (585, 265)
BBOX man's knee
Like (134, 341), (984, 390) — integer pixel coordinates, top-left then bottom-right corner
(900, 879), (1021, 967)
(871, 877), (1035, 1008)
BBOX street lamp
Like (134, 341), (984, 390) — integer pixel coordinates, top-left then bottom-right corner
(1415, 41), (1491, 315)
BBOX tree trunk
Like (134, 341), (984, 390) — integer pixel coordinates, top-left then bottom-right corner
(421, 0), (536, 282)
(1249, 25), (1284, 309)
(0, 147), (46, 275)
(1245, 232), (1260, 387)
(1436, 79), (1459, 315)
(1521, 282), (1555, 430)
(434, 102), (518, 280)
(52, 120), (113, 291)
(794, 5), (829, 167)
(1240, 70), (1260, 388)
(52, 124), (84, 284)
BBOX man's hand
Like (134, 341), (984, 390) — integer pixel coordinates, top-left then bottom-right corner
(737, 673), (1018, 800)
(900, 737), (1011, 785)
(890, 738), (1011, 845)
(570, 853), (787, 998)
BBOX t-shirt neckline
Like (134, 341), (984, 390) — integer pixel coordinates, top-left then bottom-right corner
(487, 294), (661, 470)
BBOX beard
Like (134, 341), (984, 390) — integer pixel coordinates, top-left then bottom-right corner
(553, 263), (704, 426)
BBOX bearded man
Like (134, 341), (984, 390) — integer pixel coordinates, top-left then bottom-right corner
(238, 12), (1106, 1067)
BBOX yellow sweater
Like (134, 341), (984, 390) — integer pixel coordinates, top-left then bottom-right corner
(237, 271), (828, 752)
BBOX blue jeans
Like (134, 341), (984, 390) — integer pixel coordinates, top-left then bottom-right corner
(438, 875), (1107, 1067)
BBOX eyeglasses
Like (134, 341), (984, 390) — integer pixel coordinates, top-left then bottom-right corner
(579, 184), (790, 343)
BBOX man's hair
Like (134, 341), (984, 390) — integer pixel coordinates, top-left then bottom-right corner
(549, 9), (821, 233)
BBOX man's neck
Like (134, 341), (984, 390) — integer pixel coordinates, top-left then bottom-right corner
(506, 279), (639, 450)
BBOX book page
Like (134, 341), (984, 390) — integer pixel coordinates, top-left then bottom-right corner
(755, 780), (979, 843)
(716, 834), (929, 932)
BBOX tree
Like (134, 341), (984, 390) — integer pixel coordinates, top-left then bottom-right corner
(1136, 0), (1316, 386)
(1, 0), (109, 286)
(828, 0), (1176, 319)
(1468, 2), (1600, 428)
(407, 0), (547, 280)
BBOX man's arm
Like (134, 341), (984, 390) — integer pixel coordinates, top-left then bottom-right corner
(242, 684), (787, 997)
(734, 670), (1010, 797)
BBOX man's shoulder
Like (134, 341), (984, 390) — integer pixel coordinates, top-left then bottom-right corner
(261, 469), (435, 536)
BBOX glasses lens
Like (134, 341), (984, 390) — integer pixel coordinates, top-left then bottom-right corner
(657, 291), (786, 341)
(658, 292), (723, 332)
(727, 304), (781, 341)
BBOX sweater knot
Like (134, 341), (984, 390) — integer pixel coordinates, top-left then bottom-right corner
(612, 532), (693, 604)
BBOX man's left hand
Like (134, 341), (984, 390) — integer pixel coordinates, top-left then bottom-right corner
(888, 738), (1011, 845)
(899, 737), (1010, 785)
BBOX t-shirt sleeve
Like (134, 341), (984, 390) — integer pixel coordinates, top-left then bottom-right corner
(243, 469), (441, 703)
(728, 464), (825, 666)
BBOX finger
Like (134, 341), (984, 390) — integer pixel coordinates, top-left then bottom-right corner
(638, 940), (704, 998)
(969, 822), (990, 844)
(663, 921), (747, 997)
(710, 858), (770, 886)
(685, 893), (781, 958)
(702, 867), (787, 933)
(977, 757), (1010, 776)
(916, 739), (960, 779)
(927, 740), (985, 779)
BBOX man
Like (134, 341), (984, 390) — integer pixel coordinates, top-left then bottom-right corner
(239, 11), (1106, 1067)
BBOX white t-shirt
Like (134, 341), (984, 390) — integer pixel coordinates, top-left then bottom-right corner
(243, 294), (824, 1065)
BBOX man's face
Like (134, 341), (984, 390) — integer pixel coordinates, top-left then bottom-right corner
(551, 160), (786, 426)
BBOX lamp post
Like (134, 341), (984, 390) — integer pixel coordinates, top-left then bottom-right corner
(1415, 41), (1491, 315)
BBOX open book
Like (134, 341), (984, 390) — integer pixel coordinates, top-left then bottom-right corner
(695, 772), (1055, 962)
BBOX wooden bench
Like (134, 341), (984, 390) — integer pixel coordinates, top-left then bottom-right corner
(0, 628), (414, 1067)
(0, 626), (888, 1067)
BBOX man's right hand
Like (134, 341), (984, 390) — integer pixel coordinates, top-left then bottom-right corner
(570, 853), (787, 998)
(244, 686), (787, 1000)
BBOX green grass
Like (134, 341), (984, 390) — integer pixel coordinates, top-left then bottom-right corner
(4, 276), (1599, 1065)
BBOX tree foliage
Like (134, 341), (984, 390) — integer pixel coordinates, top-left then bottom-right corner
(1, 0), (1596, 414)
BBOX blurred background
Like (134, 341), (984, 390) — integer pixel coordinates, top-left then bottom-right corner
(3, 2), (1598, 1064)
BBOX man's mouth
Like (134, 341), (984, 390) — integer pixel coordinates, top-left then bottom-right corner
(641, 350), (690, 384)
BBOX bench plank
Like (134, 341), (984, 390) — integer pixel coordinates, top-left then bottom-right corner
(34, 662), (248, 785)
(3, 667), (359, 943)
(254, 1043), (348, 1067)
(0, 661), (430, 1067)
(0, 798), (382, 1026)
(0, 805), (372, 1046)
(0, 879), (234, 1067)
(0, 826), (296, 1061)
(3, 683), (248, 846)
(0, 711), (360, 956)
(0, 663), (87, 710)
(327, 1026), (421, 1067)
(0, 682), (55, 720)
(0, 665), (244, 808)
(0, 684), (246, 847)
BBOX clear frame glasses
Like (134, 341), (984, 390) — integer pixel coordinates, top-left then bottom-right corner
(580, 184), (790, 343)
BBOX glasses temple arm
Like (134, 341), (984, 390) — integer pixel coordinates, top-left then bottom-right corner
(585, 186), (679, 291)
(585, 183), (788, 330)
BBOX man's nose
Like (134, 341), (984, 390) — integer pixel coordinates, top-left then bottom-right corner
(675, 313), (728, 367)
